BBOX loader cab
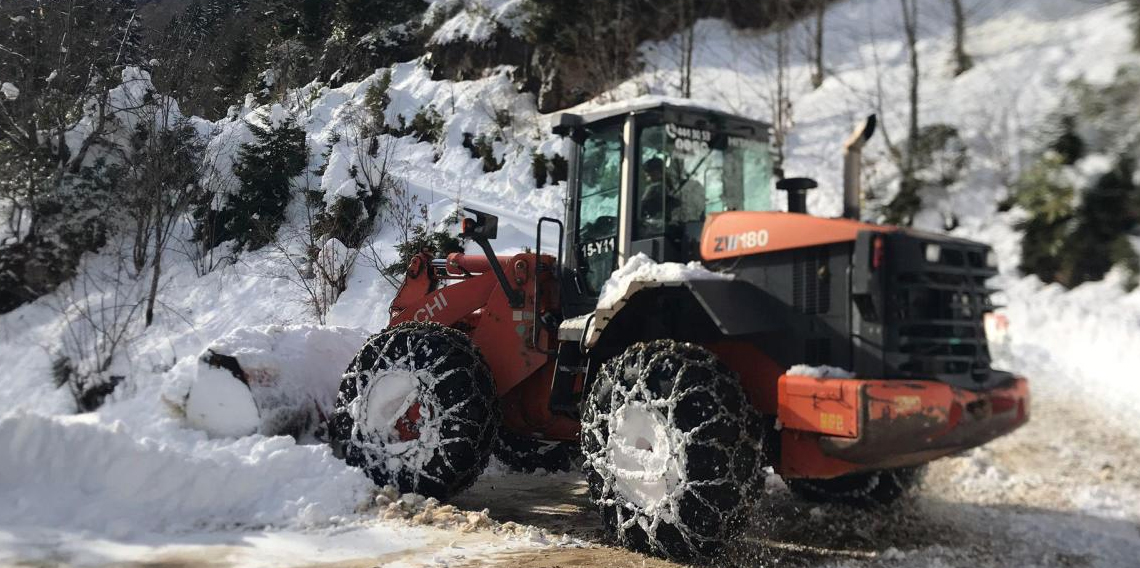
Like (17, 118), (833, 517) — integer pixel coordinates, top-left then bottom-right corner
(554, 101), (774, 305)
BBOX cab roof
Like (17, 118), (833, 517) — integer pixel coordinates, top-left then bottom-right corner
(552, 95), (771, 136)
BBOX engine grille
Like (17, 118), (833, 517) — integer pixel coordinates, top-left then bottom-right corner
(794, 248), (830, 315)
(886, 238), (1004, 389)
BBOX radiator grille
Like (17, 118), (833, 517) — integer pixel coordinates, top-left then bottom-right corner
(794, 249), (830, 315)
(890, 241), (998, 388)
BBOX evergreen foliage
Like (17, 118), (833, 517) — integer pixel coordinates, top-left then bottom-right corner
(1012, 154), (1076, 284)
(363, 71), (393, 134)
(197, 113), (309, 251)
(1049, 115), (1084, 165)
(1013, 72), (1140, 290)
(883, 124), (968, 226)
(463, 133), (503, 173)
(1013, 152), (1140, 290)
(384, 224), (464, 278)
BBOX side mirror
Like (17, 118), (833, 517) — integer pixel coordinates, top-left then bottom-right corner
(460, 208), (499, 240)
(776, 177), (818, 215)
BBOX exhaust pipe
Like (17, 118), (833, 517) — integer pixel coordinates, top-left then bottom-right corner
(843, 114), (877, 220)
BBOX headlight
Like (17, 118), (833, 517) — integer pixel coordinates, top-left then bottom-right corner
(924, 243), (941, 263)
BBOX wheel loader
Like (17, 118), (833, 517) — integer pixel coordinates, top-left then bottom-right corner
(327, 100), (1029, 560)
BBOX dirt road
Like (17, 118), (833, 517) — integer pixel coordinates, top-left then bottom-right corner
(455, 386), (1140, 568)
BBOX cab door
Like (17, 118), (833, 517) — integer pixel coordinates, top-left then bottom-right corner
(572, 123), (623, 299)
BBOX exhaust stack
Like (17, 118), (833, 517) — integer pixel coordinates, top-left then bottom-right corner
(842, 115), (877, 220)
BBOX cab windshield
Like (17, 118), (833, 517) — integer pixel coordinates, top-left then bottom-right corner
(635, 123), (773, 242)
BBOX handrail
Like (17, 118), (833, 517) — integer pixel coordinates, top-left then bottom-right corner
(533, 217), (564, 354)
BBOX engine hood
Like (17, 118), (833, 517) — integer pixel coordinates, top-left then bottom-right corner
(700, 211), (894, 261)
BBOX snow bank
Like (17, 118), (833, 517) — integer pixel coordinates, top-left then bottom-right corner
(1001, 272), (1140, 429)
(0, 412), (373, 535)
(163, 325), (371, 438)
(596, 253), (732, 310)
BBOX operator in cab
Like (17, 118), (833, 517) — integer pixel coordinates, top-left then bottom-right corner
(638, 156), (705, 238)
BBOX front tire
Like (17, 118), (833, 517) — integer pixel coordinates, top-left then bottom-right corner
(581, 340), (765, 561)
(330, 322), (499, 500)
(786, 466), (927, 507)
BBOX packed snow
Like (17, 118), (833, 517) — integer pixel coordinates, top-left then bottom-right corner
(163, 325), (370, 438)
(0, 412), (374, 535)
(785, 364), (856, 379)
(596, 252), (733, 310)
(1, 82), (18, 101)
(427, 0), (528, 45)
(2, 0), (1140, 565)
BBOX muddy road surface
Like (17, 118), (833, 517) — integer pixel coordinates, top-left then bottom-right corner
(455, 387), (1140, 568)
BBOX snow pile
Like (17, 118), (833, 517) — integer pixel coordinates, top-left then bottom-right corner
(370, 484), (582, 547)
(183, 365), (262, 438)
(596, 253), (733, 310)
(427, 0), (528, 45)
(785, 364), (856, 379)
(163, 325), (370, 438)
(0, 412), (373, 535)
(373, 486), (494, 531)
(1000, 272), (1140, 431)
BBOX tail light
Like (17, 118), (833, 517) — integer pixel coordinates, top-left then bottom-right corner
(872, 235), (885, 269)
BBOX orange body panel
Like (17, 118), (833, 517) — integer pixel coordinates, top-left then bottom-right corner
(778, 375), (861, 438)
(777, 375), (1030, 479)
(700, 211), (891, 261)
(706, 341), (784, 415)
(500, 363), (581, 441)
(388, 250), (569, 437)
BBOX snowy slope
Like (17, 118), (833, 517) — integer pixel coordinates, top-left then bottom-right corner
(1, 0), (1139, 565)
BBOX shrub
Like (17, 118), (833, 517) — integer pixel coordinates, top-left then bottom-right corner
(532, 152), (549, 187)
(363, 70), (392, 134)
(549, 153), (568, 184)
(463, 133), (503, 173)
(313, 196), (371, 249)
(383, 224), (463, 278)
(198, 112), (309, 250)
(1012, 153), (1140, 290)
(1011, 154), (1076, 283)
(883, 124), (968, 226)
(409, 105), (445, 144)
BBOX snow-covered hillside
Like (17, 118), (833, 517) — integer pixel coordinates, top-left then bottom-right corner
(2, 0), (1139, 566)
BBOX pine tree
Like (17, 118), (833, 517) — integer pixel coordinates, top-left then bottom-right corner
(105, 0), (147, 68)
(208, 113), (309, 250)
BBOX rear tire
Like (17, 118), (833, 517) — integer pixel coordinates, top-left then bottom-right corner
(786, 466), (926, 507)
(493, 430), (580, 473)
(581, 340), (765, 561)
(330, 322), (499, 501)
